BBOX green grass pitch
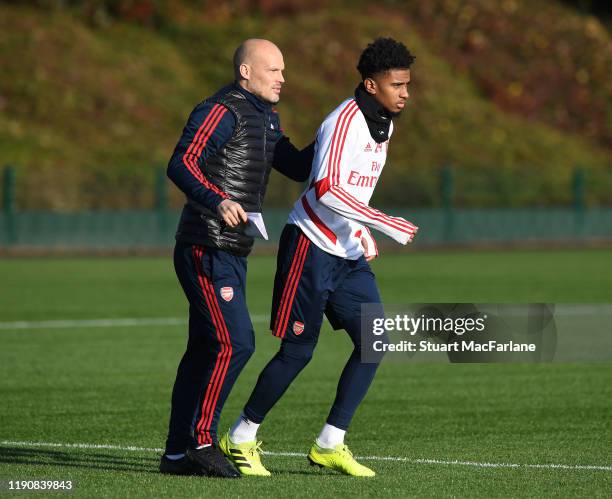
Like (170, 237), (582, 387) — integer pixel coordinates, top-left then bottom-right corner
(1, 249), (611, 497)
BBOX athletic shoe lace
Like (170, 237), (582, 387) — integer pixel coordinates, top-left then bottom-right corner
(249, 441), (264, 460)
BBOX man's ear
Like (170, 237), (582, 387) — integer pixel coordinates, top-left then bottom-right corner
(239, 63), (250, 80)
(363, 78), (377, 95)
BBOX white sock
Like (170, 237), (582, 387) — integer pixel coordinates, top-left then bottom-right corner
(229, 413), (260, 444)
(165, 453), (185, 460)
(316, 423), (346, 449)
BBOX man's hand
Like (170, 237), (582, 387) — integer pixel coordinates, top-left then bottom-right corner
(406, 224), (419, 243)
(361, 236), (376, 261)
(217, 199), (248, 228)
(397, 221), (418, 245)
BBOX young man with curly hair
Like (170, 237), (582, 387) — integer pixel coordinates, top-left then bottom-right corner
(220, 37), (419, 477)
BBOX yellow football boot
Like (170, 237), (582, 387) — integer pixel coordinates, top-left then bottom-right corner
(307, 442), (375, 477)
(219, 431), (271, 477)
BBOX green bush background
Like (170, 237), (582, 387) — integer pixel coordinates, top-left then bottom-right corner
(0, 0), (610, 210)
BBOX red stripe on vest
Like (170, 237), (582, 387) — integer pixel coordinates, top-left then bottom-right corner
(182, 104), (229, 198)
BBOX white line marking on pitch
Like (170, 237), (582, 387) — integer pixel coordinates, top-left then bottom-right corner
(0, 316), (268, 331)
(1, 440), (610, 472)
(2, 304), (609, 331)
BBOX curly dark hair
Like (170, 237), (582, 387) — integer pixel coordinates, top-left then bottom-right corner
(356, 37), (415, 79)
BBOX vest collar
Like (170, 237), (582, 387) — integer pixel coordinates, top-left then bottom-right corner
(232, 82), (272, 113)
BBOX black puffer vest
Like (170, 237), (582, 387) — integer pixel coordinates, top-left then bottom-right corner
(176, 87), (281, 256)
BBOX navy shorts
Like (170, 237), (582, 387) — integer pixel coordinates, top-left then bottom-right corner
(270, 224), (381, 343)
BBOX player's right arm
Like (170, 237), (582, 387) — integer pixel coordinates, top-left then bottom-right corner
(167, 101), (233, 212)
(313, 101), (418, 244)
(167, 101), (247, 227)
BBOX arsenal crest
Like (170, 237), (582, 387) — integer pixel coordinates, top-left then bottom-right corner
(220, 287), (234, 302)
(293, 321), (305, 336)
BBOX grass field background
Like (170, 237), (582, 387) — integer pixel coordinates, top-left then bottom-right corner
(1, 250), (611, 497)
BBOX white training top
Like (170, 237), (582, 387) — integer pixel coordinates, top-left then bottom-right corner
(288, 98), (417, 260)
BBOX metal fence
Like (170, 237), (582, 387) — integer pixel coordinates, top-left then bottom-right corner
(2, 208), (612, 250)
(2, 166), (612, 251)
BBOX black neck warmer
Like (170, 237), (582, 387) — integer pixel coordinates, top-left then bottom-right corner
(354, 83), (395, 143)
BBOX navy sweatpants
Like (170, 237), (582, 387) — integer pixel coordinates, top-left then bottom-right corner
(243, 224), (383, 431)
(164, 243), (255, 455)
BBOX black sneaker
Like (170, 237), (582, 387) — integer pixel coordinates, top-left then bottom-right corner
(187, 446), (241, 478)
(159, 455), (206, 476)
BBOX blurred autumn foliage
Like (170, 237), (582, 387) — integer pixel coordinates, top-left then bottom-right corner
(0, 0), (610, 210)
(403, 0), (611, 151)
